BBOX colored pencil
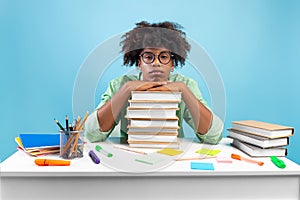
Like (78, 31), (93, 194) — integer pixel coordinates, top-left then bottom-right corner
(77, 111), (89, 130)
(113, 145), (147, 154)
(54, 118), (66, 132)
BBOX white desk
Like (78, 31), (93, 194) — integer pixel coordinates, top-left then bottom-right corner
(1, 138), (300, 200)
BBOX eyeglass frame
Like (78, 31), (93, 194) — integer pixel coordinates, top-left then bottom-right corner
(139, 51), (174, 65)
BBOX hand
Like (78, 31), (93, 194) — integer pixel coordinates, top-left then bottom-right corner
(124, 80), (167, 91)
(147, 81), (185, 92)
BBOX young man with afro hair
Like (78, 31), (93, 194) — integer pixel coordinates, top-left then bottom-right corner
(85, 21), (223, 144)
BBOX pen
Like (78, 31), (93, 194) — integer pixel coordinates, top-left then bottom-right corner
(66, 115), (69, 131)
(231, 153), (264, 166)
(34, 159), (71, 166)
(270, 156), (286, 169)
(95, 145), (113, 157)
(89, 150), (101, 164)
(54, 118), (66, 132)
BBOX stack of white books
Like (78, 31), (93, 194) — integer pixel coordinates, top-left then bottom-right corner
(126, 91), (181, 148)
(228, 120), (294, 157)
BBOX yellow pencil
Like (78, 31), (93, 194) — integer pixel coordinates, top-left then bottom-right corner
(74, 116), (81, 131)
(77, 111), (89, 130)
(69, 132), (80, 157)
(61, 134), (76, 156)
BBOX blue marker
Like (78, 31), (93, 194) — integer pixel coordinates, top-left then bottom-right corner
(89, 150), (100, 164)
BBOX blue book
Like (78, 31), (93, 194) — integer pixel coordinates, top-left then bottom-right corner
(19, 133), (60, 149)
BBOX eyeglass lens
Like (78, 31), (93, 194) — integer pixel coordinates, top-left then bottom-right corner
(141, 52), (171, 64)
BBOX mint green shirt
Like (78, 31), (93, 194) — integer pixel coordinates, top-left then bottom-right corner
(85, 73), (223, 144)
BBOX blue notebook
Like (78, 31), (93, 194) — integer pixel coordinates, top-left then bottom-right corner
(19, 133), (60, 149)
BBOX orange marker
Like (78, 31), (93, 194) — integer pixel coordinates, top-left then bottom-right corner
(34, 159), (71, 166)
(231, 153), (264, 166)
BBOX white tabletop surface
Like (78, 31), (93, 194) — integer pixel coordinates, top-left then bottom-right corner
(1, 137), (300, 177)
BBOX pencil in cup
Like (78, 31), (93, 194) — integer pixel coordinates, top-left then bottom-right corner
(75, 111), (89, 131)
(60, 130), (84, 159)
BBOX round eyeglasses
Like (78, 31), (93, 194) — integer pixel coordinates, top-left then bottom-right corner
(140, 51), (173, 65)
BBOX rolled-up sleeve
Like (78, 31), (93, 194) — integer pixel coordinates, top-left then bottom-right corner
(84, 110), (113, 142)
(84, 75), (136, 142)
(182, 77), (224, 144)
(195, 113), (223, 144)
(84, 78), (118, 142)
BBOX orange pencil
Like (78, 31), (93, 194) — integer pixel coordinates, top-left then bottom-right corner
(34, 159), (71, 166)
(231, 153), (264, 166)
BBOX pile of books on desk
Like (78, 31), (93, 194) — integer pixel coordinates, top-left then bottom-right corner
(228, 120), (294, 157)
(15, 133), (60, 156)
(126, 91), (181, 148)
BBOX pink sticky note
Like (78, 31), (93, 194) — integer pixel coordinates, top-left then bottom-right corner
(216, 156), (233, 163)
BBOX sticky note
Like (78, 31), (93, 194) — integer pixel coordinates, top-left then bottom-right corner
(190, 162), (214, 170)
(135, 154), (166, 165)
(216, 156), (233, 163)
(157, 148), (183, 156)
(195, 148), (221, 156)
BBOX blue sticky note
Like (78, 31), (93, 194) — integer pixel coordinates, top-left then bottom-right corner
(190, 162), (214, 170)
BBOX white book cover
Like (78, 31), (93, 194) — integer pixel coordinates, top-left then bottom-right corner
(131, 91), (182, 101)
(227, 129), (289, 148)
(232, 120), (294, 139)
(231, 139), (287, 157)
(127, 132), (178, 136)
(126, 108), (178, 119)
(130, 119), (178, 127)
(128, 135), (178, 142)
(127, 126), (179, 133)
(129, 100), (180, 109)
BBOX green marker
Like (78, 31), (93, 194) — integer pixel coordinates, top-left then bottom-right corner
(95, 145), (113, 157)
(270, 156), (286, 169)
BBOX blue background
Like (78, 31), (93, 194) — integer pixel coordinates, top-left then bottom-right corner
(1, 0), (299, 164)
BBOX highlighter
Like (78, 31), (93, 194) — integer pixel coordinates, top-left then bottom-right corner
(89, 150), (100, 164)
(270, 156), (286, 169)
(34, 159), (71, 166)
(95, 145), (113, 157)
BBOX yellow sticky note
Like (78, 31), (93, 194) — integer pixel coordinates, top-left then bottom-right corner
(195, 148), (221, 156)
(157, 148), (183, 156)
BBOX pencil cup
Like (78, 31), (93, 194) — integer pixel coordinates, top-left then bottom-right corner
(60, 130), (84, 159)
